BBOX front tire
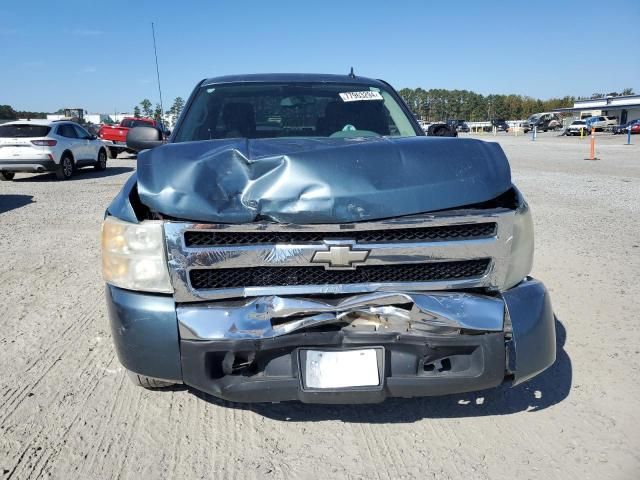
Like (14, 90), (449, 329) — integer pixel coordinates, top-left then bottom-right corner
(127, 371), (176, 389)
(55, 154), (74, 180)
(95, 149), (107, 171)
(0, 172), (15, 181)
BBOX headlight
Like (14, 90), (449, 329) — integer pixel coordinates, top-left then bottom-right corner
(102, 216), (173, 293)
(503, 197), (534, 290)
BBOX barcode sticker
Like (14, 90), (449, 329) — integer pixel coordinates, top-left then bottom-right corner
(339, 91), (384, 102)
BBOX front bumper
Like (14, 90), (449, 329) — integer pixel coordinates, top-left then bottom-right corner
(0, 159), (57, 172)
(106, 278), (555, 403)
(101, 140), (127, 147)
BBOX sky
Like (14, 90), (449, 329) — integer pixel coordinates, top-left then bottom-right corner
(1, 0), (639, 113)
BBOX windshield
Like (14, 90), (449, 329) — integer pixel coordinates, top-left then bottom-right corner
(174, 82), (419, 142)
(0, 124), (51, 137)
(527, 114), (541, 122)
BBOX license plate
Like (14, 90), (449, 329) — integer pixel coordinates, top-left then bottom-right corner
(303, 349), (380, 389)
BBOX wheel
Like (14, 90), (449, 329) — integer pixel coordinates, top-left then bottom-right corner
(94, 149), (107, 171)
(109, 147), (119, 159)
(543, 128), (548, 133)
(127, 370), (176, 389)
(55, 154), (74, 180)
(1, 171), (15, 181)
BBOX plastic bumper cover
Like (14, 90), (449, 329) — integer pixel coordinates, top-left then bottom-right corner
(0, 159), (56, 172)
(105, 285), (182, 382)
(105, 278), (555, 402)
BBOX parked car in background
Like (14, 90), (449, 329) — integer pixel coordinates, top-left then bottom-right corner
(102, 72), (555, 404)
(565, 120), (589, 136)
(447, 119), (470, 133)
(484, 118), (509, 133)
(0, 120), (108, 181)
(417, 120), (430, 132)
(612, 119), (640, 134)
(85, 123), (101, 137)
(99, 117), (157, 158)
(523, 113), (562, 133)
(427, 122), (458, 137)
(585, 116), (617, 132)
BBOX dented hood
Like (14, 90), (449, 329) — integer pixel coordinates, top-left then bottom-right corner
(136, 136), (511, 223)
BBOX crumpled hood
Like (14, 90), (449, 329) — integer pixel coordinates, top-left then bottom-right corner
(136, 136), (511, 224)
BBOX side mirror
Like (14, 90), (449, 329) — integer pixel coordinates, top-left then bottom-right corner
(89, 134), (98, 140)
(126, 126), (163, 151)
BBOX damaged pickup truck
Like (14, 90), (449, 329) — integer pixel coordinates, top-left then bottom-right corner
(102, 73), (555, 403)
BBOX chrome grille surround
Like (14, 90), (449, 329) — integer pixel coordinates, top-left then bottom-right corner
(164, 208), (515, 302)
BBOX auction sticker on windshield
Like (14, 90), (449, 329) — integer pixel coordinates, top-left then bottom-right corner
(339, 91), (384, 102)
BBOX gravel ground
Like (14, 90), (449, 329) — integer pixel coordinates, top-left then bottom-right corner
(0, 134), (639, 479)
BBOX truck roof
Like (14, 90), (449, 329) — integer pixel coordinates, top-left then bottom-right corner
(202, 73), (388, 88)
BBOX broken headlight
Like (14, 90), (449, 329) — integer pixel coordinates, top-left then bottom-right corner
(503, 196), (534, 290)
(101, 216), (173, 293)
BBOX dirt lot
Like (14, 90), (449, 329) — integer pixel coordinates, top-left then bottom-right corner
(1, 133), (639, 479)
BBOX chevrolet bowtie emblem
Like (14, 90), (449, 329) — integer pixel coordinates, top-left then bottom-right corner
(311, 245), (370, 269)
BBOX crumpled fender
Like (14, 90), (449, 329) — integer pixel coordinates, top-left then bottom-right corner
(133, 135), (511, 224)
(105, 174), (139, 223)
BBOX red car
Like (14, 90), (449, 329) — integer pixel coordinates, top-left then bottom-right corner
(99, 117), (156, 158)
(613, 119), (640, 135)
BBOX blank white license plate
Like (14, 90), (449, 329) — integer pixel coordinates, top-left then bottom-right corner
(304, 349), (380, 389)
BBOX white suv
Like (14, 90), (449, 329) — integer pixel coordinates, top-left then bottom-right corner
(0, 120), (108, 181)
(584, 115), (618, 132)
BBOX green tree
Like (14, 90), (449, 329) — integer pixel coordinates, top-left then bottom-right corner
(168, 97), (185, 120)
(621, 88), (635, 96)
(140, 98), (153, 118)
(133, 106), (141, 118)
(153, 103), (163, 122)
(0, 105), (18, 120)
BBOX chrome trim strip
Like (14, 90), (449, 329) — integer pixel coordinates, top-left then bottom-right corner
(165, 209), (514, 302)
(177, 291), (506, 341)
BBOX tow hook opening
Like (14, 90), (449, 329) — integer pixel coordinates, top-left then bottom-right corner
(419, 346), (481, 376)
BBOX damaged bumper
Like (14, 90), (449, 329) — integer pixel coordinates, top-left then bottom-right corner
(106, 278), (555, 403)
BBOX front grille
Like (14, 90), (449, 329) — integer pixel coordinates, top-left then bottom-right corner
(184, 223), (497, 247)
(189, 259), (491, 290)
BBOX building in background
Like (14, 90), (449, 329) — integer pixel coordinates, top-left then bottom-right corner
(555, 95), (640, 123)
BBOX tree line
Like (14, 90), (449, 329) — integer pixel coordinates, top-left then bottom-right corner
(133, 97), (185, 124)
(0, 105), (47, 120)
(0, 97), (186, 123)
(398, 87), (635, 122)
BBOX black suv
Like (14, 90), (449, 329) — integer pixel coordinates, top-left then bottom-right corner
(483, 119), (510, 132)
(447, 119), (470, 133)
